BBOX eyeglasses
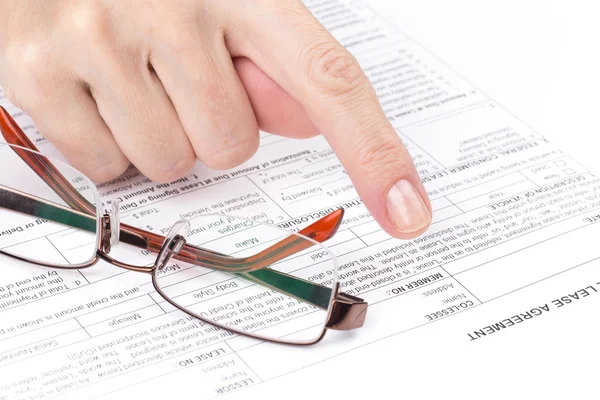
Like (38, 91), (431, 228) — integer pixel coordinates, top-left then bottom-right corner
(0, 106), (367, 345)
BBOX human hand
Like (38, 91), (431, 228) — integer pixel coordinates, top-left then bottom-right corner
(0, 0), (432, 239)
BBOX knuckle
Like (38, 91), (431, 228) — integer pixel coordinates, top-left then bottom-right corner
(162, 18), (223, 62)
(65, 2), (109, 44)
(302, 41), (366, 97)
(352, 123), (407, 178)
(141, 133), (197, 182)
(5, 43), (54, 112)
(162, 30), (196, 58)
(198, 131), (259, 170)
(188, 67), (223, 95)
(145, 153), (196, 183)
(84, 156), (131, 183)
(169, 45), (223, 88)
(7, 42), (46, 78)
(125, 110), (197, 183)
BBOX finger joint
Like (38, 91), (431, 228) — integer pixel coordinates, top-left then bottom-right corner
(302, 41), (366, 98)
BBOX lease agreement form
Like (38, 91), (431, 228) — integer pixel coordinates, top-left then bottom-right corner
(1, 1), (598, 399)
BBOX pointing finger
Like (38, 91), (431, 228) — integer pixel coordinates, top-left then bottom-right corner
(226, 1), (432, 238)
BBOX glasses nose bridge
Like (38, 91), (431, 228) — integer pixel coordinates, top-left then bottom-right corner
(155, 219), (190, 270)
(98, 199), (122, 254)
(98, 206), (191, 272)
(108, 199), (121, 249)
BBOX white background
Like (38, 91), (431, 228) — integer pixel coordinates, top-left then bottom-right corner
(373, 0), (600, 174)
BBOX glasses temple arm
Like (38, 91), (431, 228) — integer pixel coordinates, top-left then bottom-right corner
(0, 183), (336, 275)
(0, 106), (367, 330)
(0, 184), (340, 309)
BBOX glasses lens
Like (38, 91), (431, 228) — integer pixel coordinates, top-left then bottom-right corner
(153, 214), (338, 344)
(0, 144), (101, 267)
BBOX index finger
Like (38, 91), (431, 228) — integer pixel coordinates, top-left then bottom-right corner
(224, 1), (432, 238)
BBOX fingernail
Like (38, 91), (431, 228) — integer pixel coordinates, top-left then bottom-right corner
(386, 180), (431, 234)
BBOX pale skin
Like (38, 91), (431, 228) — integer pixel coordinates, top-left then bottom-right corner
(0, 0), (433, 239)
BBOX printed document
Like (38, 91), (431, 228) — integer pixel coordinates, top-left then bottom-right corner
(1, 0), (598, 399)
